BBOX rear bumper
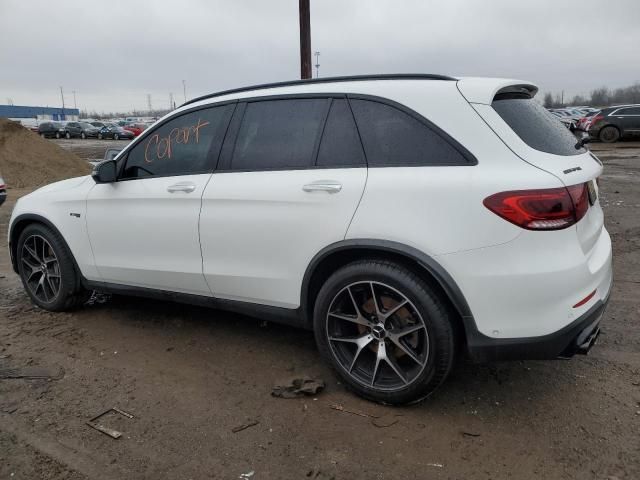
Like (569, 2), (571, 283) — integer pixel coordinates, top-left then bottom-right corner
(466, 292), (609, 362)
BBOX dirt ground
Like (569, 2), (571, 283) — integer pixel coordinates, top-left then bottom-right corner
(0, 139), (639, 479)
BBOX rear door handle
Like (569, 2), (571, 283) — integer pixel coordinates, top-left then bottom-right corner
(302, 181), (342, 193)
(167, 182), (196, 193)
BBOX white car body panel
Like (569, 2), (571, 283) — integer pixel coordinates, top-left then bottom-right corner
(200, 168), (366, 308)
(85, 174), (213, 295)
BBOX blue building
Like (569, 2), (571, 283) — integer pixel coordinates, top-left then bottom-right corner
(0, 105), (79, 121)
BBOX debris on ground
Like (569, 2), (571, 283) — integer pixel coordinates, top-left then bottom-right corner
(238, 470), (255, 479)
(462, 431), (482, 437)
(271, 376), (325, 398)
(329, 403), (377, 419)
(87, 407), (134, 439)
(232, 419), (260, 433)
(85, 291), (112, 306)
(0, 365), (64, 380)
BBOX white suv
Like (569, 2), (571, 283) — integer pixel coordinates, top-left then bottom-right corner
(8, 75), (612, 404)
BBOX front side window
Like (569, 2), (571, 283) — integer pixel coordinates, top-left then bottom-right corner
(492, 97), (584, 156)
(121, 105), (233, 179)
(614, 107), (640, 116)
(350, 99), (471, 167)
(230, 99), (326, 171)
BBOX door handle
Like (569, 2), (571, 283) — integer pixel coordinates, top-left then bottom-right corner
(302, 181), (342, 193)
(167, 182), (196, 193)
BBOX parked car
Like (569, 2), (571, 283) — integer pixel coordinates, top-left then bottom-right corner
(549, 111), (577, 130)
(0, 176), (6, 206)
(123, 123), (146, 137)
(7, 74), (612, 404)
(64, 122), (100, 139)
(97, 124), (135, 140)
(576, 110), (601, 131)
(37, 121), (66, 139)
(588, 104), (640, 143)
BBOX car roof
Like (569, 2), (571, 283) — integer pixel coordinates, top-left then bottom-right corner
(180, 74), (538, 111)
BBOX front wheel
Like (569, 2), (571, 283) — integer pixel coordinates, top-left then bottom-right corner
(65, 132), (71, 139)
(113, 133), (119, 140)
(599, 126), (620, 143)
(98, 133), (103, 140)
(313, 260), (456, 405)
(81, 132), (86, 139)
(55, 132), (61, 139)
(17, 223), (90, 311)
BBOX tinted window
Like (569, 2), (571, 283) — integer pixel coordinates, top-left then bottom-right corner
(316, 99), (365, 167)
(493, 98), (583, 156)
(350, 99), (470, 166)
(122, 105), (233, 179)
(231, 99), (326, 170)
(616, 107), (640, 115)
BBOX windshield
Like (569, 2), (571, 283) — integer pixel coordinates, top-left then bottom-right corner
(492, 97), (584, 156)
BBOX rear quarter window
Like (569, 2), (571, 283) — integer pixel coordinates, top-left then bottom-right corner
(492, 97), (584, 156)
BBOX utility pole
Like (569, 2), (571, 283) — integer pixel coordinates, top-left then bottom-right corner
(314, 51), (320, 78)
(147, 94), (153, 114)
(299, 0), (311, 79)
(182, 80), (187, 103)
(72, 90), (77, 109)
(59, 86), (65, 110)
(169, 92), (174, 110)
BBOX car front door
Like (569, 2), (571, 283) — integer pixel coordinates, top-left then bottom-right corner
(615, 106), (640, 134)
(200, 97), (367, 308)
(86, 104), (235, 295)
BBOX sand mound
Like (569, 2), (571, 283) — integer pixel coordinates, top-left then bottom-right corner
(0, 119), (91, 189)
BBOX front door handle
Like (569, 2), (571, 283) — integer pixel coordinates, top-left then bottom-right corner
(302, 181), (342, 193)
(167, 182), (196, 193)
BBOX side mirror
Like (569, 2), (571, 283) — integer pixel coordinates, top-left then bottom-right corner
(92, 159), (117, 183)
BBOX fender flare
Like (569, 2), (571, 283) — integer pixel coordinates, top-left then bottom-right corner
(300, 239), (476, 331)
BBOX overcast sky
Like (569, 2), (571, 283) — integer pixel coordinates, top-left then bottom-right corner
(1, 0), (639, 113)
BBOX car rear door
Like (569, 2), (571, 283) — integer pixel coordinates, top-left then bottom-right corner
(200, 96), (367, 308)
(86, 103), (234, 295)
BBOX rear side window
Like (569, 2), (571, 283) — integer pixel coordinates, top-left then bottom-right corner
(121, 105), (233, 179)
(614, 107), (640, 115)
(231, 99), (326, 170)
(492, 98), (583, 156)
(350, 99), (470, 167)
(316, 99), (365, 167)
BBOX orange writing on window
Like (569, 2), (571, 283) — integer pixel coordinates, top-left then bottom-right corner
(144, 118), (210, 164)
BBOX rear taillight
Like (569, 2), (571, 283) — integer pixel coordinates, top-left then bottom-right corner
(483, 183), (590, 230)
(590, 114), (603, 125)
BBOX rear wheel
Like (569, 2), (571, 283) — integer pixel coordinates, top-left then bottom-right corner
(313, 260), (456, 405)
(17, 224), (90, 311)
(65, 132), (71, 139)
(98, 133), (103, 140)
(599, 126), (620, 143)
(55, 132), (61, 139)
(40, 133), (45, 138)
(114, 133), (119, 140)
(81, 132), (86, 139)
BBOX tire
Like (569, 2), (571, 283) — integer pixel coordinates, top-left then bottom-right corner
(599, 126), (620, 143)
(81, 132), (86, 139)
(65, 132), (71, 139)
(16, 223), (90, 312)
(313, 259), (456, 405)
(55, 132), (61, 139)
(40, 133), (45, 138)
(114, 133), (119, 140)
(98, 133), (103, 140)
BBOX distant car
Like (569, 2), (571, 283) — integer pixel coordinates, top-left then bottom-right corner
(97, 124), (135, 140)
(123, 123), (145, 137)
(38, 121), (66, 139)
(90, 122), (106, 129)
(549, 111), (576, 130)
(576, 110), (600, 132)
(64, 122), (100, 139)
(588, 104), (640, 143)
(0, 176), (5, 206)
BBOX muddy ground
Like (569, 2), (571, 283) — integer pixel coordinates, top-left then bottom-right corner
(0, 140), (638, 479)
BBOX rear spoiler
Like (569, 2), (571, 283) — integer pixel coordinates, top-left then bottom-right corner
(456, 77), (539, 105)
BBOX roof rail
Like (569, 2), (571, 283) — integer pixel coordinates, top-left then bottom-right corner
(182, 73), (455, 107)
